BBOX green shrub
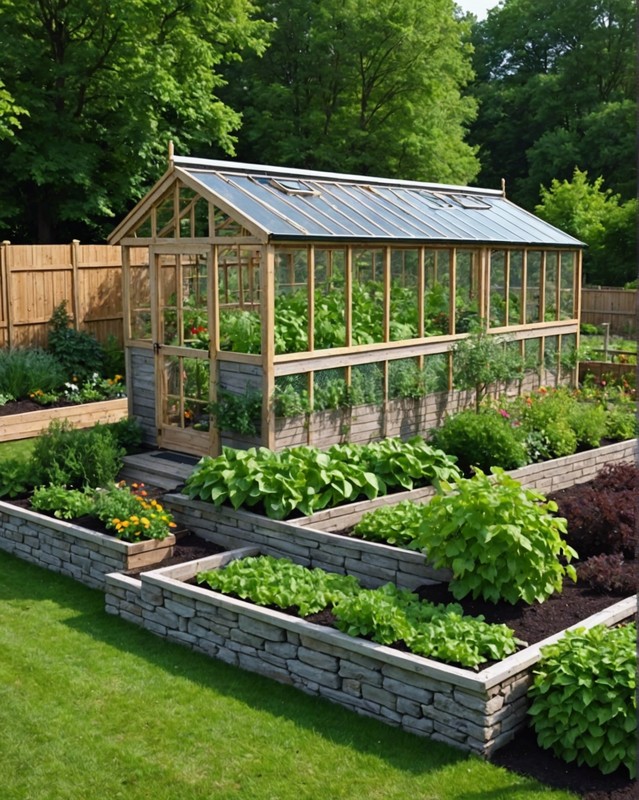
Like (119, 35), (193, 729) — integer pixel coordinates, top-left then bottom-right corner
(567, 403), (607, 448)
(429, 409), (528, 476)
(0, 457), (36, 498)
(31, 420), (123, 489)
(605, 406), (637, 442)
(410, 468), (577, 604)
(528, 623), (637, 778)
(31, 484), (95, 519)
(101, 417), (144, 453)
(47, 302), (105, 382)
(0, 348), (66, 399)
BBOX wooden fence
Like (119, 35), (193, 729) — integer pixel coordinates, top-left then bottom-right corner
(581, 287), (637, 335)
(0, 241), (125, 349)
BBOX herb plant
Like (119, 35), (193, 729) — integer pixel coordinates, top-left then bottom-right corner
(31, 485), (95, 519)
(353, 500), (425, 547)
(0, 347), (66, 400)
(0, 456), (36, 498)
(410, 468), (577, 604)
(528, 623), (637, 778)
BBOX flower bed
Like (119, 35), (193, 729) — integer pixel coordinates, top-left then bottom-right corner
(0, 397), (128, 442)
(0, 499), (175, 589)
(104, 548), (636, 757)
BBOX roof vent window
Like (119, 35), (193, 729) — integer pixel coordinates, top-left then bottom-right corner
(445, 194), (492, 210)
(270, 178), (318, 196)
(417, 191), (453, 208)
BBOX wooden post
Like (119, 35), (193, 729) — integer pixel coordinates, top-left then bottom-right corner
(71, 239), (81, 330)
(209, 244), (220, 456)
(0, 241), (10, 349)
(261, 245), (275, 449)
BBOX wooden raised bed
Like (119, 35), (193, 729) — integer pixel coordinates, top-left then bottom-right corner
(105, 549), (636, 757)
(0, 397), (128, 442)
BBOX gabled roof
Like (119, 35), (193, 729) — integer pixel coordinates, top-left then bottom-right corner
(110, 156), (585, 247)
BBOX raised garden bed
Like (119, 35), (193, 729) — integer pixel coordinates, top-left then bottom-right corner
(104, 547), (636, 757)
(0, 499), (176, 589)
(0, 397), (128, 442)
(164, 439), (637, 591)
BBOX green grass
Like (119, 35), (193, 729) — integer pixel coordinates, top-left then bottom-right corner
(0, 436), (37, 462)
(0, 551), (576, 800)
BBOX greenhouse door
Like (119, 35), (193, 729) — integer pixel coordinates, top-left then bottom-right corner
(153, 247), (213, 457)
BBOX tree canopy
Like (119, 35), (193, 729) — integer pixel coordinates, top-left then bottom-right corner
(222, 0), (479, 184)
(0, 0), (270, 241)
(468, 0), (636, 207)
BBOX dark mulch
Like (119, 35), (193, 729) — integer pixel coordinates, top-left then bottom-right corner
(0, 398), (77, 416)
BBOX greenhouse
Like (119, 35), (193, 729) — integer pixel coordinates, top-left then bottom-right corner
(109, 155), (584, 456)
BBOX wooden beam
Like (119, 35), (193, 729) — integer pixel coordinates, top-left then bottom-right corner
(261, 245), (276, 449)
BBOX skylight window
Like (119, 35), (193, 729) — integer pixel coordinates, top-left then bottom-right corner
(270, 178), (318, 196)
(445, 194), (492, 210)
(417, 191), (453, 208)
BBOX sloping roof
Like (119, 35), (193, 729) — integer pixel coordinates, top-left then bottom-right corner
(112, 156), (585, 247)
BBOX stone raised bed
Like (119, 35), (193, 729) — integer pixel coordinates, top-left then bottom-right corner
(104, 548), (636, 757)
(164, 438), (637, 591)
(0, 500), (175, 590)
(0, 397), (128, 442)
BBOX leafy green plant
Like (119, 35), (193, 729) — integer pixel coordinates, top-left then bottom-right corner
(0, 456), (36, 498)
(566, 402), (607, 449)
(528, 623), (637, 778)
(353, 437), (461, 491)
(452, 326), (525, 411)
(272, 382), (311, 417)
(353, 500), (425, 547)
(429, 409), (528, 476)
(0, 391), (14, 405)
(0, 347), (66, 399)
(604, 406), (637, 442)
(197, 555), (521, 668)
(31, 484), (95, 519)
(31, 420), (124, 489)
(198, 555), (359, 616)
(209, 389), (262, 435)
(102, 416), (144, 453)
(410, 468), (577, 604)
(47, 301), (105, 382)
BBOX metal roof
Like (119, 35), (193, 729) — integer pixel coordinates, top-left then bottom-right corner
(114, 157), (586, 247)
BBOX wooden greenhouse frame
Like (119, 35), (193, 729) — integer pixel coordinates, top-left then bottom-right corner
(109, 155), (584, 457)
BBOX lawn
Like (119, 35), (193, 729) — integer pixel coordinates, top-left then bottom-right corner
(0, 550), (576, 800)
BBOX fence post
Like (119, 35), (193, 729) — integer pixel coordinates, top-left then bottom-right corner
(1, 240), (11, 348)
(602, 322), (610, 362)
(71, 239), (81, 330)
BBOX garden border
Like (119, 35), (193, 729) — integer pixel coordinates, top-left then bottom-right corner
(0, 397), (128, 442)
(104, 549), (636, 757)
(0, 501), (175, 589)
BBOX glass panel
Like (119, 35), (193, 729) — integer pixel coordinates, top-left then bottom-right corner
(526, 251), (542, 324)
(489, 250), (507, 327)
(182, 253), (209, 348)
(455, 249), (480, 332)
(193, 197), (209, 237)
(543, 335), (559, 373)
(509, 251), (523, 325)
(275, 248), (308, 354)
(314, 249), (346, 349)
(523, 337), (542, 371)
(313, 367), (347, 410)
(129, 249), (151, 340)
(218, 246), (261, 354)
(560, 251), (576, 319)
(214, 207), (246, 237)
(390, 249), (419, 341)
(350, 363), (383, 405)
(156, 192), (175, 238)
(545, 252), (559, 321)
(158, 255), (178, 345)
(163, 355), (210, 430)
(352, 249), (384, 344)
(133, 213), (152, 238)
(424, 249), (450, 335)
(560, 333), (578, 377)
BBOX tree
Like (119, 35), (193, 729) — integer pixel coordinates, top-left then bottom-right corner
(0, 0), (270, 242)
(223, 0), (479, 184)
(0, 80), (27, 140)
(535, 168), (637, 286)
(468, 0), (636, 206)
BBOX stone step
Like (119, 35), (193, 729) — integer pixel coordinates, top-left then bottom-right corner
(120, 450), (201, 491)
